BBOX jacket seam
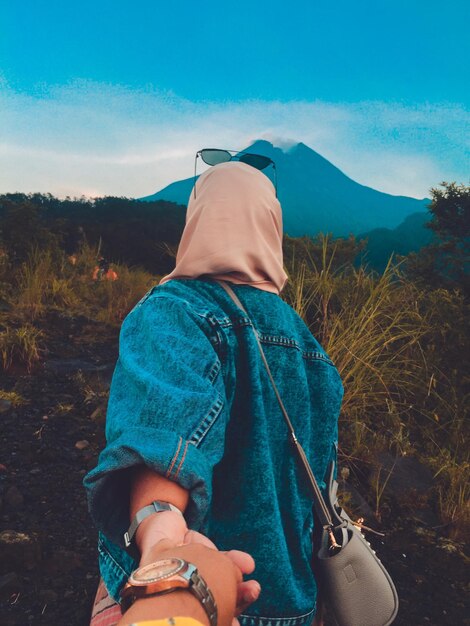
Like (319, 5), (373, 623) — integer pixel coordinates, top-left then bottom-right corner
(174, 441), (189, 479)
(204, 312), (332, 364)
(166, 436), (183, 478)
(98, 538), (132, 579)
(188, 395), (225, 447)
(148, 293), (331, 363)
(206, 359), (221, 384)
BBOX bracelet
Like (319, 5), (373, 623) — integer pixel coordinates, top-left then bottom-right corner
(124, 501), (184, 559)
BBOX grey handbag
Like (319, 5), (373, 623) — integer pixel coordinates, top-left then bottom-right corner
(217, 280), (399, 626)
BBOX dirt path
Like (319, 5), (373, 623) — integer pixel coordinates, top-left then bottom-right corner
(0, 311), (468, 625)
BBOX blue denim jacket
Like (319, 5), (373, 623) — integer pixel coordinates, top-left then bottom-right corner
(84, 278), (343, 626)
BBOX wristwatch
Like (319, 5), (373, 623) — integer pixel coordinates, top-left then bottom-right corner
(124, 501), (184, 560)
(120, 557), (217, 626)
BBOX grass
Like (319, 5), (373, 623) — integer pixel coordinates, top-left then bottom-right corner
(2, 233), (468, 539)
(284, 238), (427, 455)
(0, 324), (44, 372)
(0, 389), (28, 406)
(9, 243), (159, 326)
(83, 264), (158, 325)
(14, 248), (54, 320)
(283, 234), (469, 538)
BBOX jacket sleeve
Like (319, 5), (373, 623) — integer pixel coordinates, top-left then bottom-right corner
(83, 293), (229, 549)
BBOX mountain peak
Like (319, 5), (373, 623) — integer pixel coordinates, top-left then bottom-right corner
(142, 139), (430, 236)
(249, 139), (274, 149)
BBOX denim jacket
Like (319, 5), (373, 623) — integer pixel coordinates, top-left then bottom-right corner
(84, 278), (343, 626)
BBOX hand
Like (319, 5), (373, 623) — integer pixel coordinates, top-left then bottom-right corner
(183, 530), (260, 617)
(135, 515), (261, 622)
(135, 509), (189, 558)
(139, 539), (260, 626)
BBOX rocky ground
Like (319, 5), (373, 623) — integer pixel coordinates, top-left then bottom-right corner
(0, 310), (468, 625)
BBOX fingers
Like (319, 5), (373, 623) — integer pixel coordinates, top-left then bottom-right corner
(183, 533), (255, 577)
(235, 579), (261, 614)
(222, 549), (256, 575)
(181, 533), (260, 614)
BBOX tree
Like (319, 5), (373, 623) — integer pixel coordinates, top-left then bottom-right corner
(406, 182), (470, 295)
(0, 198), (62, 264)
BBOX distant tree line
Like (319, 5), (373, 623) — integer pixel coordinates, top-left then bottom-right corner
(0, 183), (468, 294)
(0, 193), (186, 274)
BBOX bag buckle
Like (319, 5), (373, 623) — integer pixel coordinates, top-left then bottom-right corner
(352, 517), (385, 537)
(327, 526), (341, 551)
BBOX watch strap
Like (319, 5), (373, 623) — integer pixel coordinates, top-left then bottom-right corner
(187, 564), (218, 626)
(124, 501), (184, 554)
(120, 560), (218, 626)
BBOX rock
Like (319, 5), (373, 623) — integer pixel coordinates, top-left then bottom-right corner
(38, 588), (58, 604)
(0, 399), (12, 414)
(75, 440), (90, 450)
(43, 548), (82, 575)
(0, 572), (22, 601)
(0, 530), (42, 574)
(90, 406), (105, 422)
(372, 453), (434, 495)
(44, 358), (113, 375)
(371, 452), (439, 526)
(4, 486), (24, 510)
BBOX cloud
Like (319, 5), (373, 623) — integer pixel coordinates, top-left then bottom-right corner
(0, 80), (468, 198)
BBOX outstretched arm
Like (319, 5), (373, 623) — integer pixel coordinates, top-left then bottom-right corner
(119, 468), (260, 626)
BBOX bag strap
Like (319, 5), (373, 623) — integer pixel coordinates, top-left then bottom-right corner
(215, 279), (335, 530)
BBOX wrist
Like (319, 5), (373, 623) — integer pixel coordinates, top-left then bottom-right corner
(135, 510), (187, 556)
(118, 588), (209, 626)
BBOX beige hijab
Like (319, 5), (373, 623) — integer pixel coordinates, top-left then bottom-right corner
(159, 161), (288, 294)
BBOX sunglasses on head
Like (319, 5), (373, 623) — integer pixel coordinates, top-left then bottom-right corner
(193, 148), (277, 198)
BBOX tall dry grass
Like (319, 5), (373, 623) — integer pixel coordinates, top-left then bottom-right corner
(283, 234), (469, 537)
(82, 264), (158, 325)
(4, 233), (468, 536)
(285, 236), (427, 454)
(0, 324), (44, 372)
(11, 243), (159, 325)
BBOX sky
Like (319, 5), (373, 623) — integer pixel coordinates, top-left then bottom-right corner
(0, 0), (469, 199)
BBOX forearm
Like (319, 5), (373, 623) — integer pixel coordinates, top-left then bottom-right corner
(117, 588), (208, 626)
(131, 466), (190, 516)
(131, 466), (190, 556)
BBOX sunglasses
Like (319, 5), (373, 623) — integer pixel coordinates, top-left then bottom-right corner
(194, 148), (277, 198)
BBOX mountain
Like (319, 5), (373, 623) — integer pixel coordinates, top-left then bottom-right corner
(359, 211), (434, 271)
(141, 140), (430, 236)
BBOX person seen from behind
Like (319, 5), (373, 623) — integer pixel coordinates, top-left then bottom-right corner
(84, 157), (343, 626)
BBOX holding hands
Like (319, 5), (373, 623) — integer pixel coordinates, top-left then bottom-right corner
(117, 509), (260, 626)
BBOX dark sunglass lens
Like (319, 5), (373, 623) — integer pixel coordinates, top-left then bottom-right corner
(200, 149), (232, 166)
(238, 154), (272, 170)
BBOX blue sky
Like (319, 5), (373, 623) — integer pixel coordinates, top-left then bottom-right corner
(0, 0), (468, 198)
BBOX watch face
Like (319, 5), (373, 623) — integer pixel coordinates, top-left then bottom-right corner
(130, 558), (185, 585)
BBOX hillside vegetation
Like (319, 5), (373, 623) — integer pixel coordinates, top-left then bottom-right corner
(0, 184), (468, 539)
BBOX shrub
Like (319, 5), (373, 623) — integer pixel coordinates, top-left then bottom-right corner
(0, 324), (44, 372)
(284, 236), (427, 457)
